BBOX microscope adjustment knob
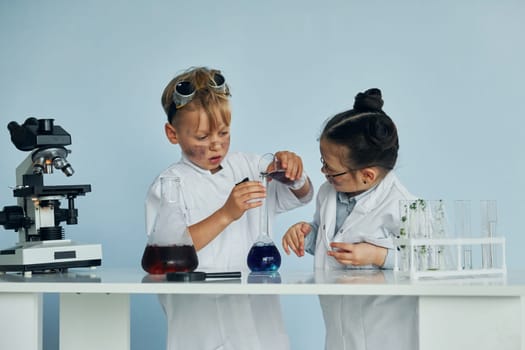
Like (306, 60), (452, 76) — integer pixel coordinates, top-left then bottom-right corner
(0, 205), (30, 231)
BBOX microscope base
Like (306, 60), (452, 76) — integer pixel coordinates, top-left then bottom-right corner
(0, 239), (102, 273)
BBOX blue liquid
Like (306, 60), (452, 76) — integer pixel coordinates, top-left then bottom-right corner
(247, 243), (281, 272)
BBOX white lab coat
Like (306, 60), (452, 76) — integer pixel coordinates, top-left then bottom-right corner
(145, 152), (313, 350)
(312, 171), (419, 350)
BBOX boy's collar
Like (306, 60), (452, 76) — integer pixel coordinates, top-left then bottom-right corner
(180, 154), (224, 175)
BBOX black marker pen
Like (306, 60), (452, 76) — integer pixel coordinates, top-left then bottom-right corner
(235, 177), (249, 185)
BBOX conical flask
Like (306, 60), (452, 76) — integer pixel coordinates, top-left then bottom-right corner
(247, 156), (281, 272)
(142, 176), (198, 274)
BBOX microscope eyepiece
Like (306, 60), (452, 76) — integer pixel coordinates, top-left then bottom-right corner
(37, 119), (54, 133)
(8, 117), (71, 151)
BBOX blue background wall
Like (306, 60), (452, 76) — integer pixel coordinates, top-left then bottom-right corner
(1, 1), (524, 349)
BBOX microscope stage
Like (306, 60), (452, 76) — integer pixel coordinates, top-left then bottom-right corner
(0, 240), (102, 273)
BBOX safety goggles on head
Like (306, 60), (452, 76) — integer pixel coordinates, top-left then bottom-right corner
(172, 71), (228, 110)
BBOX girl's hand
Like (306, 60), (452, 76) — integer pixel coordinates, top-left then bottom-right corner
(221, 181), (265, 222)
(328, 242), (387, 267)
(282, 222), (311, 257)
(272, 151), (304, 182)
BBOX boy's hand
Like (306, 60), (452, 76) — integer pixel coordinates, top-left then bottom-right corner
(272, 151), (304, 182)
(282, 222), (311, 257)
(221, 181), (265, 222)
(328, 242), (387, 267)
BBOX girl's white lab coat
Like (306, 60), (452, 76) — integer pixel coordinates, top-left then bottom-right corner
(145, 152), (312, 350)
(311, 171), (418, 350)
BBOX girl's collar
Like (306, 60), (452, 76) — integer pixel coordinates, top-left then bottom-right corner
(341, 183), (378, 202)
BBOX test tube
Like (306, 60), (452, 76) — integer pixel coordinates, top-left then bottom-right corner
(480, 200), (497, 269)
(455, 200), (472, 270)
(427, 200), (445, 270)
(397, 200), (410, 272)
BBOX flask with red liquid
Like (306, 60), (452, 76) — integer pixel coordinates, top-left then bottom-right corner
(142, 176), (198, 274)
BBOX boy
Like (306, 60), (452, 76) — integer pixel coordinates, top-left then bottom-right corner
(145, 67), (313, 350)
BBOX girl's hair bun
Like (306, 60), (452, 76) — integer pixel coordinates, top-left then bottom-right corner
(353, 88), (384, 112)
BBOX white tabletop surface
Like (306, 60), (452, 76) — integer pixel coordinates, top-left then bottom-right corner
(1, 268), (524, 296)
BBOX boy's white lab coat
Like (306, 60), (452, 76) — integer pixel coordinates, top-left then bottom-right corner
(145, 152), (312, 350)
(312, 172), (419, 350)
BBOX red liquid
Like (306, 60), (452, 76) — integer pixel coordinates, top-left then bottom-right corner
(141, 245), (198, 274)
(267, 170), (295, 186)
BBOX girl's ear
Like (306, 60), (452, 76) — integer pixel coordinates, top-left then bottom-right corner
(360, 167), (379, 185)
(165, 122), (179, 144)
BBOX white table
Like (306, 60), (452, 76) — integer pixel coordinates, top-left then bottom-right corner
(0, 268), (523, 350)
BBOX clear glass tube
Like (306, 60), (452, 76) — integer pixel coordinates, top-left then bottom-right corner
(481, 200), (497, 269)
(455, 200), (472, 270)
(246, 164), (281, 272)
(259, 173), (270, 238)
(427, 200), (446, 270)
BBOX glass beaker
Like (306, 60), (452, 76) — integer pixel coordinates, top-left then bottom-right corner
(247, 154), (282, 272)
(142, 176), (198, 274)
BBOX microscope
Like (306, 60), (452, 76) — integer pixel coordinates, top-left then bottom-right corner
(0, 118), (102, 274)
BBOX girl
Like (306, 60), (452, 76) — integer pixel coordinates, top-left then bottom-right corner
(282, 88), (418, 350)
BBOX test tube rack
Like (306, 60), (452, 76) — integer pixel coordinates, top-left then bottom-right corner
(394, 199), (507, 280)
(393, 236), (507, 280)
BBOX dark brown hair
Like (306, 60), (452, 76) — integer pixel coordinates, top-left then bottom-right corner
(321, 88), (399, 171)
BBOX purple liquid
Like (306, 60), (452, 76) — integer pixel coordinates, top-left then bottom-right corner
(141, 245), (198, 274)
(267, 170), (295, 186)
(247, 243), (281, 272)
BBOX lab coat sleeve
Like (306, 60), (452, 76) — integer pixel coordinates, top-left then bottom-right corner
(381, 249), (395, 269)
(271, 177), (314, 214)
(304, 222), (318, 256)
(304, 187), (323, 255)
(378, 205), (404, 269)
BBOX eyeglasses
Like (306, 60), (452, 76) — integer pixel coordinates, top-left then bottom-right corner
(172, 71), (228, 109)
(320, 157), (352, 179)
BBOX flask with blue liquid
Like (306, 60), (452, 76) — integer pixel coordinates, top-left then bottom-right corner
(247, 155), (282, 272)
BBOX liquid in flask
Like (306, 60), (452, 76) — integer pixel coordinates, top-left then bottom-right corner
(247, 240), (281, 272)
(142, 176), (198, 275)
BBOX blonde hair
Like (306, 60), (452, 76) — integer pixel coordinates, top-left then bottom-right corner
(161, 67), (231, 130)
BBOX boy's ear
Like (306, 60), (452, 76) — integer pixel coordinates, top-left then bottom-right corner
(165, 123), (179, 144)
